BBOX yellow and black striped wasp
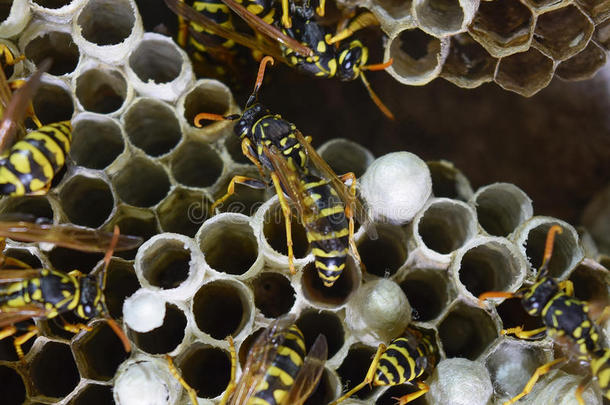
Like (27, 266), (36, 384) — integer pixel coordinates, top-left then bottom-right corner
(169, 315), (328, 405)
(0, 222), (142, 358)
(196, 56), (376, 287)
(479, 225), (610, 404)
(164, 0), (394, 118)
(0, 58), (72, 196)
(331, 326), (439, 405)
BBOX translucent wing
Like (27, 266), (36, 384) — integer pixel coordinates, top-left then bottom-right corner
(284, 334), (328, 405)
(0, 222), (143, 252)
(0, 305), (48, 327)
(0, 269), (44, 283)
(292, 130), (378, 240)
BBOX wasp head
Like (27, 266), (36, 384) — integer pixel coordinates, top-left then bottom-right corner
(337, 40), (369, 81)
(235, 103), (269, 140)
(76, 275), (103, 320)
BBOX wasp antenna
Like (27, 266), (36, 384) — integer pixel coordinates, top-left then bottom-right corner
(254, 56), (275, 93)
(100, 225), (120, 289)
(106, 317), (131, 353)
(477, 291), (515, 307)
(540, 225), (562, 275)
(362, 58), (393, 72)
(194, 112), (229, 127)
(360, 73), (394, 120)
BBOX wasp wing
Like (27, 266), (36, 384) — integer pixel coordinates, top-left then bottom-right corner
(292, 130), (378, 240)
(0, 269), (44, 283)
(0, 222), (143, 252)
(0, 305), (49, 327)
(284, 333), (328, 405)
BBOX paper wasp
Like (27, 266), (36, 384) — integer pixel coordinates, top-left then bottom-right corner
(168, 315), (328, 405)
(164, 0), (394, 119)
(479, 225), (610, 404)
(196, 56), (376, 287)
(0, 222), (143, 358)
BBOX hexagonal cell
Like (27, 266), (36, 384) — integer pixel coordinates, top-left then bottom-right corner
(301, 258), (360, 309)
(48, 247), (103, 273)
(59, 175), (114, 228)
(67, 383), (114, 405)
(24, 31), (79, 76)
(594, 19), (610, 50)
(337, 344), (379, 400)
(177, 344), (231, 400)
(212, 168), (268, 215)
(576, 0), (610, 22)
(533, 6), (594, 61)
(0, 365), (26, 405)
(107, 206), (159, 260)
(75, 68), (128, 114)
(569, 261), (609, 306)
(113, 156), (170, 207)
(494, 48), (555, 97)
(438, 301), (497, 360)
(73, 321), (130, 381)
(556, 41), (607, 81)
(413, 0), (477, 37)
(375, 0), (412, 19)
(252, 271), (295, 318)
(376, 384), (428, 405)
(77, 0), (136, 46)
(426, 160), (473, 201)
(139, 238), (191, 289)
(262, 199), (309, 259)
(473, 183), (533, 237)
(0, 195), (54, 222)
(399, 268), (450, 322)
(158, 188), (209, 237)
(71, 115), (125, 170)
(32, 81), (74, 125)
(359, 223), (408, 277)
(104, 259), (139, 319)
(468, 0), (534, 58)
(171, 140), (223, 188)
(441, 33), (498, 88)
(30, 341), (79, 398)
(124, 98), (182, 157)
(296, 310), (345, 359)
(129, 36), (182, 84)
(317, 138), (374, 178)
(182, 80), (233, 128)
(130, 303), (186, 354)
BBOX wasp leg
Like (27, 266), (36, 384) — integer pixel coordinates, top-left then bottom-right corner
(574, 376), (591, 405)
(394, 380), (429, 404)
(328, 12), (378, 44)
(176, 0), (190, 48)
(241, 137), (266, 179)
(558, 279), (574, 296)
(270, 171), (296, 275)
(330, 344), (386, 405)
(502, 325), (547, 340)
(0, 45), (24, 66)
(316, 0), (326, 17)
(68, 270), (85, 278)
(9, 79), (43, 128)
(504, 357), (567, 405)
(281, 0), (292, 28)
(166, 355), (198, 405)
(339, 172), (365, 272)
(219, 336), (237, 405)
(2, 256), (34, 269)
(11, 324), (38, 360)
(211, 175), (267, 213)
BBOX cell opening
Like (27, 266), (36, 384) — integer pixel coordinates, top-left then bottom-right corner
(68, 383), (114, 405)
(442, 33), (497, 87)
(262, 201), (309, 258)
(25, 32), (79, 76)
(427, 160), (469, 200)
(438, 302), (497, 360)
(158, 189), (209, 237)
(400, 270), (448, 322)
(73, 322), (130, 381)
(129, 39), (181, 84)
(337, 345), (378, 399)
(77, 0), (135, 46)
(305, 368), (337, 405)
(238, 328), (264, 367)
(48, 248), (103, 274)
(0, 366), (26, 405)
(494, 46), (554, 97)
(171, 141), (223, 188)
(124, 99), (181, 157)
(415, 0), (465, 35)
(131, 303), (186, 354)
(0, 0), (11, 21)
(183, 81), (232, 127)
(417, 201), (476, 254)
(111, 210), (158, 260)
(376, 384), (428, 405)
(533, 5), (593, 60)
(252, 272), (295, 318)
(389, 29), (443, 79)
(376, 0), (412, 19)
(224, 134), (251, 164)
(296, 310), (344, 358)
(199, 218), (258, 275)
(113, 157), (170, 207)
(193, 281), (251, 339)
(556, 42), (607, 81)
(474, 184), (531, 237)
(75, 69), (127, 114)
(30, 341), (79, 397)
(301, 259), (359, 308)
(71, 117), (124, 170)
(33, 0), (72, 8)
(569, 264), (609, 305)
(469, 0), (533, 49)
(179, 345), (231, 399)
(140, 239), (191, 290)
(496, 297), (544, 331)
(358, 224), (407, 277)
(213, 170), (267, 215)
(32, 83), (74, 124)
(523, 222), (579, 278)
(59, 176), (114, 227)
(0, 196), (54, 222)
(318, 139), (372, 178)
(104, 260), (139, 319)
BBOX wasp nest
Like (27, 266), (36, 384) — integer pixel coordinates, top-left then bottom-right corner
(0, 1), (608, 405)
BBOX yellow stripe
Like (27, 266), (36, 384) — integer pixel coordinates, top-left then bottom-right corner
(0, 166), (24, 195)
(315, 260), (345, 271)
(319, 205), (344, 217)
(312, 247), (348, 257)
(267, 365), (294, 386)
(11, 141), (53, 178)
(26, 132), (66, 167)
(276, 345), (303, 367)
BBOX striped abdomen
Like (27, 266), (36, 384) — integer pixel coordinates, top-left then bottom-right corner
(301, 175), (349, 287)
(591, 348), (610, 400)
(0, 121), (71, 196)
(188, 0), (237, 53)
(248, 324), (306, 405)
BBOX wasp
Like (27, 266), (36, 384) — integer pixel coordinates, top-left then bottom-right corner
(195, 56), (375, 287)
(168, 315), (328, 405)
(0, 223), (143, 358)
(164, 0), (394, 119)
(330, 326), (439, 405)
(0, 59), (72, 196)
(479, 225), (610, 404)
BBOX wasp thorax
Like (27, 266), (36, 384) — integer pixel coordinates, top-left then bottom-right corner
(521, 278), (559, 316)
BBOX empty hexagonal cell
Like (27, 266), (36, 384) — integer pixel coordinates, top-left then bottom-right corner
(569, 261), (609, 306)
(0, 195), (54, 222)
(107, 207), (159, 260)
(113, 156), (170, 207)
(128, 36), (182, 85)
(138, 238), (192, 290)
(130, 303), (187, 354)
(182, 80), (233, 128)
(472, 183), (533, 237)
(317, 138), (374, 178)
(595, 19), (610, 50)
(213, 169), (267, 215)
(413, 0), (478, 37)
(337, 344), (379, 400)
(376, 384), (428, 405)
(104, 259), (139, 319)
(76, 0), (136, 46)
(441, 33), (498, 88)
(30, 341), (80, 398)
(0, 365), (26, 405)
(124, 98), (182, 157)
(301, 258), (360, 309)
(59, 175), (114, 227)
(399, 268), (450, 322)
(262, 199), (309, 259)
(171, 140), (223, 188)
(386, 28), (449, 85)
(438, 301), (497, 360)
(48, 247), (103, 273)
(296, 310), (345, 359)
(533, 6), (594, 61)
(72, 321), (130, 381)
(577, 0), (610, 22)
(71, 115), (125, 170)
(556, 41), (607, 81)
(67, 383), (114, 405)
(176, 344), (231, 400)
(469, 0), (534, 57)
(24, 31), (79, 76)
(252, 271), (295, 318)
(426, 160), (473, 201)
(495, 48), (555, 97)
(359, 223), (408, 277)
(158, 188), (209, 237)
(32, 81), (74, 125)
(75, 68), (128, 114)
